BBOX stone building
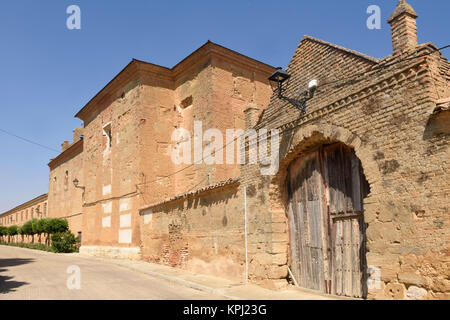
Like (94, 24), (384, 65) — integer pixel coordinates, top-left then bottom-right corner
(0, 194), (48, 242)
(47, 127), (84, 238)
(63, 41), (275, 259)
(240, 0), (449, 300)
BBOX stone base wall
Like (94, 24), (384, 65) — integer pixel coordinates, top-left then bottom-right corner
(79, 246), (141, 260)
(140, 182), (246, 283)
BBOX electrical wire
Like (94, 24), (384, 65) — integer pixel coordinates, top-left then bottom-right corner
(258, 44), (450, 127)
(2, 45), (447, 184)
(0, 128), (59, 153)
(136, 44), (450, 186)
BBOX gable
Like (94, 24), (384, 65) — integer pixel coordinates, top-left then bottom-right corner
(257, 36), (379, 129)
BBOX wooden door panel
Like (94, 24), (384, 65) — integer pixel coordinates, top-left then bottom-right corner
(288, 143), (368, 298)
(289, 150), (324, 292)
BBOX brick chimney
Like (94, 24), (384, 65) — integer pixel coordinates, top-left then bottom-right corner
(61, 140), (70, 152)
(72, 127), (84, 143)
(388, 0), (418, 56)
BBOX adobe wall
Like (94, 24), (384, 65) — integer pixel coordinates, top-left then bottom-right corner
(137, 55), (273, 212)
(243, 43), (449, 298)
(140, 181), (246, 282)
(48, 150), (84, 236)
(80, 80), (144, 257)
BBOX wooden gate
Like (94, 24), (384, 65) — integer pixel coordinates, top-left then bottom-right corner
(288, 143), (369, 298)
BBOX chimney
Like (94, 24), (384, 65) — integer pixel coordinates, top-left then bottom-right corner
(388, 0), (418, 56)
(72, 127), (84, 144)
(61, 141), (70, 152)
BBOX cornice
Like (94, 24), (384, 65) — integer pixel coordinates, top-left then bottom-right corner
(74, 42), (275, 123)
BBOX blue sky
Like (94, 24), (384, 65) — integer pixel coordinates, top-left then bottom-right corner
(0, 0), (448, 212)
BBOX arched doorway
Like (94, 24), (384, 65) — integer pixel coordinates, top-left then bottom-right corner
(287, 143), (370, 298)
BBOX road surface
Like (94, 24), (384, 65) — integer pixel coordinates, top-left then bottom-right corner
(0, 246), (224, 300)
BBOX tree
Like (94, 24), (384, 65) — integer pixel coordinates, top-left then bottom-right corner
(30, 218), (41, 243)
(0, 226), (8, 242)
(17, 226), (25, 243)
(45, 218), (69, 235)
(7, 226), (18, 243)
(21, 220), (33, 243)
(32, 219), (47, 244)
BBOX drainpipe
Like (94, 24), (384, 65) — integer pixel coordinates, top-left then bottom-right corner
(244, 186), (249, 284)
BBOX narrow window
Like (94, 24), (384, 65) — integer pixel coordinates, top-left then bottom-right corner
(53, 177), (57, 194)
(64, 171), (69, 191)
(103, 123), (112, 150)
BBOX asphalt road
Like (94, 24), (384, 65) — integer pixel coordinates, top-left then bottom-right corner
(0, 246), (224, 300)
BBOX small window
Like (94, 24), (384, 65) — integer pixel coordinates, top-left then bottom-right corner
(44, 203), (47, 216)
(103, 123), (112, 150)
(180, 96), (193, 109)
(53, 177), (57, 194)
(64, 171), (69, 191)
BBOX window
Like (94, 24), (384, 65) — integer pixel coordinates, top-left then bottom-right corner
(31, 208), (34, 219)
(64, 171), (69, 191)
(44, 203), (47, 217)
(180, 96), (193, 109)
(103, 123), (112, 150)
(53, 177), (57, 194)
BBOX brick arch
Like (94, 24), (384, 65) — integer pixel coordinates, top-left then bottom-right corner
(268, 123), (381, 215)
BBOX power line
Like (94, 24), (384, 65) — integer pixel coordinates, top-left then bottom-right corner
(136, 44), (450, 186)
(260, 44), (450, 126)
(3, 45), (446, 184)
(0, 128), (59, 153)
(318, 44), (450, 89)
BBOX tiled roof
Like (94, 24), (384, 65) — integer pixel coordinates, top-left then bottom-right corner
(302, 35), (380, 63)
(139, 177), (240, 211)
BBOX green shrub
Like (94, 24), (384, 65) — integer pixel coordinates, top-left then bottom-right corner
(51, 231), (77, 253)
(0, 241), (54, 252)
(0, 226), (7, 240)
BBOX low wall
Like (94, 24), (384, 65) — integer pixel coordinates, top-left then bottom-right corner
(79, 246), (141, 260)
(140, 181), (246, 282)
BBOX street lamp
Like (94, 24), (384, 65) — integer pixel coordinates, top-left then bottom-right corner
(268, 68), (319, 114)
(73, 178), (85, 190)
(268, 67), (291, 98)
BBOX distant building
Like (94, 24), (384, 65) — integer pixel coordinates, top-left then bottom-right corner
(0, 194), (48, 243)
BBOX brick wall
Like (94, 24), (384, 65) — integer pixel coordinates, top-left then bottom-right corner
(140, 181), (246, 282)
(242, 36), (449, 299)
